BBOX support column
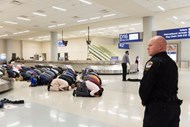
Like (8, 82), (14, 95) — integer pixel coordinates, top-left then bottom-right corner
(142, 16), (153, 66)
(50, 31), (58, 61)
(5, 39), (11, 62)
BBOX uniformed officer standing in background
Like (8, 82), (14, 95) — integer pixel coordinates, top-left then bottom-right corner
(139, 36), (182, 127)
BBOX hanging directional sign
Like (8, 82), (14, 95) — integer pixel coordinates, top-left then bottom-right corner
(119, 32), (142, 43)
(118, 43), (129, 49)
(157, 27), (190, 40)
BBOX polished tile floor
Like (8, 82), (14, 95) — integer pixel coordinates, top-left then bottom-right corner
(0, 68), (189, 127)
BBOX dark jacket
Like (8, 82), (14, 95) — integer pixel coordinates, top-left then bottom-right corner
(139, 52), (178, 106)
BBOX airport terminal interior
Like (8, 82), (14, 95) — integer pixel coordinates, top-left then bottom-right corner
(0, 67), (189, 127)
(0, 0), (190, 127)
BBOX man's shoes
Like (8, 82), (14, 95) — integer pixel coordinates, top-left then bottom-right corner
(47, 85), (51, 91)
(72, 90), (76, 96)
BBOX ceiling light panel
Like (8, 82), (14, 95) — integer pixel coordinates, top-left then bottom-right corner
(33, 12), (47, 17)
(17, 16), (31, 21)
(79, 0), (92, 5)
(52, 6), (66, 11)
(4, 21), (18, 24)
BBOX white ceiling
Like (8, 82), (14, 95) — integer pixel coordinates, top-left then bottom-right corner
(0, 0), (190, 41)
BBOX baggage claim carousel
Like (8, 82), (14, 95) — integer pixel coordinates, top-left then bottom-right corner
(16, 60), (125, 75)
(0, 77), (14, 93)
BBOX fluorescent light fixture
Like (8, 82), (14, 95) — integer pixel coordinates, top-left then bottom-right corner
(33, 12), (47, 17)
(89, 16), (101, 20)
(17, 17), (31, 21)
(118, 114), (128, 118)
(48, 23), (65, 28)
(52, 6), (66, 11)
(98, 32), (104, 34)
(28, 38), (34, 40)
(38, 36), (49, 39)
(107, 26), (116, 29)
(173, 16), (178, 19)
(98, 28), (106, 30)
(119, 25), (129, 28)
(129, 28), (135, 31)
(78, 124), (88, 127)
(77, 19), (88, 22)
(80, 30), (87, 33)
(131, 116), (141, 120)
(13, 32), (19, 35)
(158, 6), (165, 11)
(79, 0), (92, 5)
(0, 34), (8, 37)
(48, 25), (56, 28)
(102, 13), (116, 17)
(0, 26), (3, 28)
(23, 30), (30, 33)
(13, 30), (30, 35)
(4, 21), (18, 24)
(181, 21), (185, 24)
(113, 30), (119, 32)
(57, 23), (65, 26)
(7, 121), (20, 127)
(131, 23), (141, 26)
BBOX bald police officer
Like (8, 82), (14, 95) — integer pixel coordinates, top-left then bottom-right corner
(139, 36), (182, 127)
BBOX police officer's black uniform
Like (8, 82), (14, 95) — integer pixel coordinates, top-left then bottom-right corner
(139, 52), (182, 127)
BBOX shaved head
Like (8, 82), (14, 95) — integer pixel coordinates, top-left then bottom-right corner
(147, 36), (167, 56)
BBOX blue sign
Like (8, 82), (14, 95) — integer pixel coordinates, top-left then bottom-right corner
(157, 27), (190, 40)
(118, 43), (129, 49)
(119, 32), (142, 43)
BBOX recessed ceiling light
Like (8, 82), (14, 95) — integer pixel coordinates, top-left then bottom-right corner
(98, 28), (106, 30)
(131, 23), (141, 26)
(172, 16), (178, 19)
(79, 0), (92, 5)
(181, 21), (185, 24)
(48, 25), (56, 28)
(52, 6), (66, 11)
(17, 17), (31, 21)
(102, 14), (116, 18)
(57, 23), (65, 26)
(89, 16), (101, 20)
(0, 34), (8, 37)
(77, 19), (88, 22)
(4, 21), (18, 24)
(119, 25), (128, 28)
(158, 6), (165, 11)
(33, 12), (47, 17)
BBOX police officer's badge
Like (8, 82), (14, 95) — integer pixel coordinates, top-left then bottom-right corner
(145, 61), (153, 71)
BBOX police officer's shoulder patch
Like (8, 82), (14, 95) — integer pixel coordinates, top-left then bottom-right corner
(145, 61), (153, 71)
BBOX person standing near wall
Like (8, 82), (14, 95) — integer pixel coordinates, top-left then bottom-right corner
(139, 36), (182, 127)
(121, 51), (130, 81)
(135, 56), (139, 72)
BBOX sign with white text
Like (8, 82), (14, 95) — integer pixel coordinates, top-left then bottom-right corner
(119, 32), (142, 43)
(157, 27), (190, 40)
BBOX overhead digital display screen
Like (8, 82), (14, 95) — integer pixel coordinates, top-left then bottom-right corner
(119, 32), (142, 43)
(157, 27), (190, 40)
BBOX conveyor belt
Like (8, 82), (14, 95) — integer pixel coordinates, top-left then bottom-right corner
(0, 77), (14, 93)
